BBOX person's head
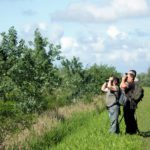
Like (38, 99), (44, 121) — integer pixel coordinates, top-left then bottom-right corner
(113, 77), (120, 85)
(127, 70), (136, 83)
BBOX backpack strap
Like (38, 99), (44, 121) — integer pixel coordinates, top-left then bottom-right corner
(113, 86), (121, 101)
(110, 86), (121, 106)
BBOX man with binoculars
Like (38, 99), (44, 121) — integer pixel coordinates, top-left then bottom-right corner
(120, 70), (138, 134)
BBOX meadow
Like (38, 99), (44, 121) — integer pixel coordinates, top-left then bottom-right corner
(7, 87), (149, 150)
(136, 87), (150, 150)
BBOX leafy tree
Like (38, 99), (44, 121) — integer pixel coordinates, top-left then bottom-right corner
(59, 58), (121, 103)
(60, 57), (84, 101)
(0, 27), (62, 112)
(83, 64), (121, 95)
(0, 27), (19, 101)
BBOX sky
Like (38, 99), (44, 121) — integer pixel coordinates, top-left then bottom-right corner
(0, 0), (150, 73)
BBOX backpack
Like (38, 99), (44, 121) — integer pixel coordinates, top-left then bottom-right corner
(127, 83), (144, 104)
(119, 82), (144, 106)
(118, 90), (127, 106)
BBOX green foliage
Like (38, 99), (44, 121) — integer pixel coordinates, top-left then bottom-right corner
(60, 57), (85, 102)
(138, 67), (150, 87)
(0, 101), (36, 144)
(0, 27), (62, 113)
(59, 58), (121, 103)
(83, 64), (121, 95)
(0, 101), (19, 117)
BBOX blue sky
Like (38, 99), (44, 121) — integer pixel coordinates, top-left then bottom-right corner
(0, 0), (150, 73)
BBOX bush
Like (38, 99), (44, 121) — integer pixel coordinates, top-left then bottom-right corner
(0, 101), (19, 117)
(0, 101), (36, 144)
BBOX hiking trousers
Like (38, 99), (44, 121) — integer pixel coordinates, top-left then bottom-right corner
(107, 104), (120, 134)
(123, 101), (137, 134)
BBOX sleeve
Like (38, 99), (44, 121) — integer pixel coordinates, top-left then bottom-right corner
(101, 82), (108, 92)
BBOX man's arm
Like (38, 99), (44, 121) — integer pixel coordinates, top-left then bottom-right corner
(107, 77), (117, 91)
(120, 76), (128, 89)
(101, 82), (108, 92)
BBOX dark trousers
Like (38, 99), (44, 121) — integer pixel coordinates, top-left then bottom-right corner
(123, 101), (137, 134)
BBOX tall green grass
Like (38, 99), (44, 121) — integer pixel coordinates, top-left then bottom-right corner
(15, 110), (143, 150)
(51, 111), (142, 150)
(136, 87), (150, 150)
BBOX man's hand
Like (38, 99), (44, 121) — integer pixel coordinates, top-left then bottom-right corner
(109, 77), (113, 81)
(122, 75), (127, 82)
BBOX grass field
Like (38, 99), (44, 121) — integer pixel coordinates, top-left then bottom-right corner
(136, 87), (150, 150)
(9, 87), (150, 150)
(51, 112), (143, 150)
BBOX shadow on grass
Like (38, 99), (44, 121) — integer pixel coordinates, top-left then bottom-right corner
(138, 131), (150, 137)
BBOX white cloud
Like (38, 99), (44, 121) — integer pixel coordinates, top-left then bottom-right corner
(138, 48), (150, 62)
(91, 37), (104, 52)
(112, 50), (137, 62)
(38, 22), (48, 31)
(22, 24), (33, 33)
(22, 22), (48, 34)
(112, 0), (149, 16)
(103, 46), (150, 66)
(60, 34), (104, 54)
(60, 36), (78, 52)
(58, 27), (150, 73)
(107, 25), (127, 40)
(52, 0), (150, 23)
(107, 25), (120, 39)
(59, 34), (105, 65)
(49, 23), (64, 43)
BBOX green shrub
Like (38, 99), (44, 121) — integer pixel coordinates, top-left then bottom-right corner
(0, 101), (36, 144)
(0, 101), (20, 117)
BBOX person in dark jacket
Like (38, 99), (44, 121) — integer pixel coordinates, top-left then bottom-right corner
(120, 70), (138, 134)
